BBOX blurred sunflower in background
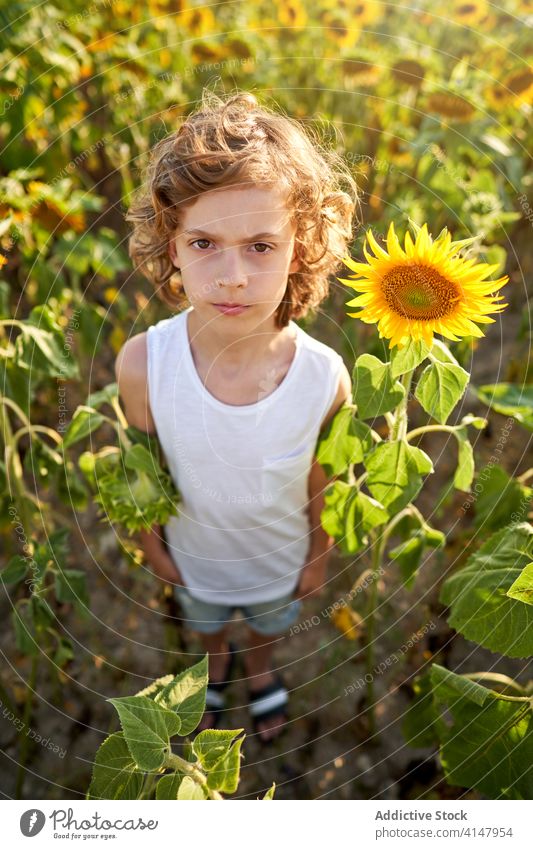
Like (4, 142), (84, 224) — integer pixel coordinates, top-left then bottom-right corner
(503, 66), (533, 105)
(426, 90), (476, 122)
(339, 223), (509, 349)
(450, 0), (489, 27)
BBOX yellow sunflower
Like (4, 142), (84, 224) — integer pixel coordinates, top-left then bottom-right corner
(517, 0), (533, 14)
(426, 91), (476, 122)
(277, 0), (308, 29)
(323, 0), (381, 26)
(503, 66), (533, 106)
(451, 0), (489, 26)
(391, 59), (426, 88)
(319, 10), (360, 49)
(339, 223), (508, 349)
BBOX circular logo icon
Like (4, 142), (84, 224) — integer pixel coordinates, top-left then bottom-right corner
(20, 810), (46, 837)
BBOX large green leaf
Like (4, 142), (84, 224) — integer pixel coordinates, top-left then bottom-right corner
(316, 405), (372, 476)
(352, 354), (405, 420)
(415, 361), (469, 424)
(473, 466), (531, 531)
(192, 728), (244, 772)
(108, 696), (182, 772)
(206, 735), (244, 793)
(87, 733), (143, 800)
(507, 562), (533, 607)
(365, 441), (433, 514)
(440, 523), (533, 658)
(430, 665), (533, 799)
(473, 383), (533, 431)
(402, 673), (439, 748)
(63, 406), (106, 448)
(155, 773), (184, 800)
(54, 568), (89, 608)
(177, 776), (206, 799)
(390, 339), (430, 378)
(13, 306), (79, 379)
(155, 656), (209, 736)
(321, 481), (388, 554)
(389, 524), (444, 588)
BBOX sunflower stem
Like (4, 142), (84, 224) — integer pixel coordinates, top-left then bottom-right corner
(390, 370), (413, 442)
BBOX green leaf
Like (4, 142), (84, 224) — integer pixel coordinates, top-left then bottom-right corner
(507, 562), (533, 607)
(1, 555), (28, 585)
(430, 665), (533, 798)
(88, 732), (144, 800)
(262, 783), (276, 799)
(206, 735), (243, 793)
(54, 568), (89, 607)
(321, 481), (388, 554)
(415, 361), (469, 424)
(390, 339), (430, 378)
(316, 405), (372, 476)
(63, 406), (105, 448)
(86, 382), (119, 411)
(192, 728), (245, 772)
(402, 673), (439, 748)
(366, 441), (433, 514)
(430, 340), (459, 366)
(135, 675), (174, 699)
(473, 383), (533, 431)
(473, 466), (531, 531)
(12, 602), (38, 656)
(155, 773), (184, 800)
(453, 429), (475, 491)
(155, 656), (209, 735)
(352, 354), (405, 419)
(177, 776), (206, 800)
(13, 306), (79, 379)
(108, 695), (182, 772)
(389, 532), (426, 588)
(430, 664), (491, 706)
(440, 523), (533, 658)
(124, 443), (160, 476)
(389, 521), (444, 587)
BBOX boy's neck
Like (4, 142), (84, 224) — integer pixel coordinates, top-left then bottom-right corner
(186, 307), (293, 368)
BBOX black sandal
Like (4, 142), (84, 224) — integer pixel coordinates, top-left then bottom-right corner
(248, 673), (289, 744)
(202, 643), (238, 730)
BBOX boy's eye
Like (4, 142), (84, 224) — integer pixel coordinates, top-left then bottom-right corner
(191, 238), (211, 250)
(190, 239), (273, 253)
(252, 243), (272, 253)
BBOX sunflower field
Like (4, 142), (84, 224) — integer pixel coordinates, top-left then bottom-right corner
(1, 0), (532, 806)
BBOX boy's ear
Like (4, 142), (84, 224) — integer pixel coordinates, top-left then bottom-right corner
(289, 245), (300, 274)
(168, 237), (178, 267)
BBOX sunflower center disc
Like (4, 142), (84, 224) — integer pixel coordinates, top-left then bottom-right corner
(381, 263), (459, 320)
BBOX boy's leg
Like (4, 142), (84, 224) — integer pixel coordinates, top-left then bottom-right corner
(242, 627), (284, 742)
(196, 626), (232, 731)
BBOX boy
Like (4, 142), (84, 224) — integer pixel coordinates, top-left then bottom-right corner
(116, 90), (356, 743)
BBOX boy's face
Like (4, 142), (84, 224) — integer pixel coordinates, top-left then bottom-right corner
(168, 185), (300, 331)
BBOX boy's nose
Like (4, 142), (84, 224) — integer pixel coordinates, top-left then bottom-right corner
(216, 247), (248, 287)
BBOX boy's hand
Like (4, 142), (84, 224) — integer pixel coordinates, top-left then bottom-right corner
(139, 526), (184, 586)
(294, 551), (329, 600)
(149, 552), (184, 586)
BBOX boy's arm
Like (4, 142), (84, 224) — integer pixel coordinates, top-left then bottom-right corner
(115, 335), (183, 586)
(295, 362), (352, 600)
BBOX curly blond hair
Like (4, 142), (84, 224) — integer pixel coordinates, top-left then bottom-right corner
(126, 89), (359, 327)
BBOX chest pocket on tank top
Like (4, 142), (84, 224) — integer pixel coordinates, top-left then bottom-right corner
(260, 443), (315, 513)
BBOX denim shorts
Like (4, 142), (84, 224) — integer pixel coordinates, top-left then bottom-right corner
(173, 584), (303, 636)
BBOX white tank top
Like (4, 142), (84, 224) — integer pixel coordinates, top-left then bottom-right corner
(146, 307), (344, 605)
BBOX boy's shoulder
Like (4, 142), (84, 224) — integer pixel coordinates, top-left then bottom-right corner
(293, 321), (344, 365)
(114, 332), (155, 433)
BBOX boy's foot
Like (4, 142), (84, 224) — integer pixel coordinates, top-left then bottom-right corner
(248, 671), (289, 744)
(198, 643), (235, 732)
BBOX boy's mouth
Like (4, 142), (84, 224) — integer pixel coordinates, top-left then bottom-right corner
(212, 303), (250, 315)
